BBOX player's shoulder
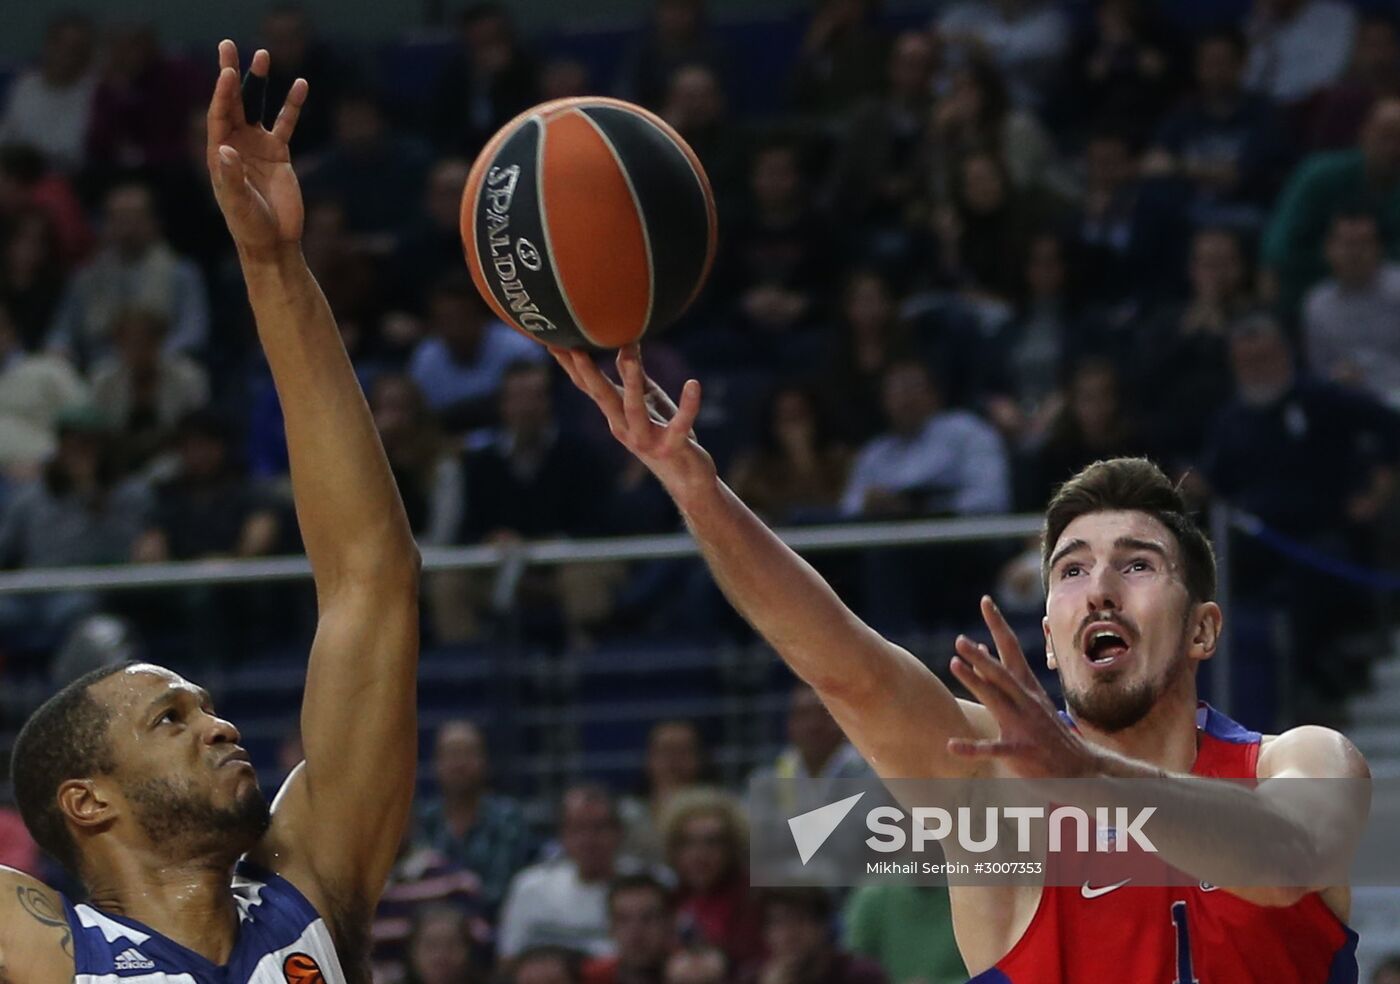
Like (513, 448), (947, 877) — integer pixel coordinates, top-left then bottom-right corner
(0, 866), (77, 984)
(1257, 725), (1370, 780)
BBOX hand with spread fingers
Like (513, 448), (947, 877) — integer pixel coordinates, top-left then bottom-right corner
(550, 344), (717, 498)
(947, 596), (1101, 780)
(206, 39), (307, 255)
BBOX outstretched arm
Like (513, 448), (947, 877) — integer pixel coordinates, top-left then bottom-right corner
(554, 346), (996, 780)
(206, 41), (420, 912)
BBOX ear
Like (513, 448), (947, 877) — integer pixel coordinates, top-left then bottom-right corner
(1042, 615), (1056, 671)
(1188, 601), (1223, 663)
(57, 777), (115, 832)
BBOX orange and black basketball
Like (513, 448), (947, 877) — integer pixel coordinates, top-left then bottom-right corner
(283, 952), (325, 984)
(461, 97), (718, 350)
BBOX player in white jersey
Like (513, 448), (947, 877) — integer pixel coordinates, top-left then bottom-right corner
(0, 40), (420, 984)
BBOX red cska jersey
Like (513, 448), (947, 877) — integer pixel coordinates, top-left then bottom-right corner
(969, 704), (1358, 984)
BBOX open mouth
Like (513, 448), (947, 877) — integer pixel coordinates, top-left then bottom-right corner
(1083, 624), (1132, 667)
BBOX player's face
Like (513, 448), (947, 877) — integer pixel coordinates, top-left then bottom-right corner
(93, 664), (269, 859)
(1043, 512), (1214, 732)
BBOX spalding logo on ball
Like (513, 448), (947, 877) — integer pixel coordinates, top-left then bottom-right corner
(461, 97), (718, 350)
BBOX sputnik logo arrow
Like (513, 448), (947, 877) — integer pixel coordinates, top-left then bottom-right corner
(788, 793), (865, 864)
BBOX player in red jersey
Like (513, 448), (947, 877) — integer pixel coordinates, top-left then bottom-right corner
(554, 345), (1370, 982)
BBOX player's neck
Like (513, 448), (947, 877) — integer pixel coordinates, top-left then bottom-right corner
(1075, 681), (1202, 774)
(85, 858), (241, 965)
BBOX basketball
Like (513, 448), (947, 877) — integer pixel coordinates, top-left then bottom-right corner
(460, 97), (718, 350)
(282, 952), (324, 984)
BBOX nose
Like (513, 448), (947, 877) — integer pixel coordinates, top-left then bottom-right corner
(205, 713), (242, 747)
(1085, 563), (1123, 614)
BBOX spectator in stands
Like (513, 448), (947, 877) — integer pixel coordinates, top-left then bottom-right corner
(1202, 311), (1400, 706)
(256, 4), (349, 155)
(1132, 227), (1249, 471)
(372, 373), (465, 546)
(429, 3), (540, 157)
(620, 720), (707, 864)
(582, 874), (677, 984)
(1374, 955), (1400, 984)
(154, 108), (238, 284)
(936, 0), (1071, 110)
(460, 360), (609, 543)
(300, 89), (432, 240)
(416, 720), (535, 915)
(1303, 211), (1400, 407)
(719, 139), (831, 369)
(661, 64), (748, 211)
(663, 948), (727, 984)
(1071, 130), (1162, 301)
(90, 307), (211, 473)
(841, 359), (1010, 519)
(395, 158), (472, 320)
(927, 55), (1071, 201)
(498, 785), (644, 959)
(540, 59), (593, 102)
(400, 904), (481, 984)
(0, 143), (93, 266)
(85, 24), (200, 170)
(751, 685), (870, 811)
(617, 0), (727, 110)
(1310, 14), (1400, 150)
(935, 150), (1062, 303)
(823, 30), (937, 233)
(842, 885), (965, 984)
(1025, 357), (1146, 508)
(977, 232), (1098, 454)
(374, 836), (485, 981)
(1143, 29), (1288, 229)
(408, 274), (544, 431)
(0, 303), (88, 477)
(728, 384), (851, 524)
(0, 799), (40, 876)
(47, 181), (209, 368)
(788, 0), (890, 117)
(0, 209), (67, 350)
(511, 948), (584, 984)
(819, 270), (919, 443)
(1264, 98), (1400, 312)
(1244, 0), (1357, 107)
(131, 409), (279, 562)
(661, 788), (763, 970)
(0, 405), (149, 646)
(1065, 0), (1175, 145)
(0, 13), (96, 173)
(742, 888), (887, 984)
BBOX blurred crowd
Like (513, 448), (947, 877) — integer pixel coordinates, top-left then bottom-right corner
(2, 0), (1399, 709)
(4, 0), (1400, 978)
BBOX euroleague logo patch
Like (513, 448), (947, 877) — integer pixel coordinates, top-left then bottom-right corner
(283, 952), (325, 984)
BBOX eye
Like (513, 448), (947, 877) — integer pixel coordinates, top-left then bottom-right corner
(1059, 562), (1084, 579)
(1125, 558), (1154, 573)
(156, 708), (180, 726)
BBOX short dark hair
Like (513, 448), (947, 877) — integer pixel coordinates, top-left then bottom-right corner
(11, 662), (133, 878)
(762, 886), (834, 925)
(511, 946), (583, 984)
(1040, 458), (1216, 603)
(608, 872), (674, 913)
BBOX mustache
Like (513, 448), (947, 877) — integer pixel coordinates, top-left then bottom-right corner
(1077, 611), (1139, 645)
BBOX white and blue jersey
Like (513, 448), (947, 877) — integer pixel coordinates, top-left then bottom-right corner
(63, 862), (347, 984)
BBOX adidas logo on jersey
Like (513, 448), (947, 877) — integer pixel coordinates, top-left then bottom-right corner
(114, 948), (156, 971)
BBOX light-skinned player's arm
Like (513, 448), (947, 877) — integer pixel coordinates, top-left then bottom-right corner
(205, 41), (420, 915)
(947, 604), (1371, 907)
(554, 345), (998, 780)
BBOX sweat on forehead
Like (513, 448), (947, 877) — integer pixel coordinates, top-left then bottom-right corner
(94, 664), (204, 709)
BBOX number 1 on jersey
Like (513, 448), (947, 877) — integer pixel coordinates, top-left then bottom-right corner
(1172, 900), (1200, 984)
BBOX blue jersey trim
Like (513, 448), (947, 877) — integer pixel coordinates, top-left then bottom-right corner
(1325, 926), (1360, 984)
(965, 969), (1014, 983)
(1197, 703), (1262, 745)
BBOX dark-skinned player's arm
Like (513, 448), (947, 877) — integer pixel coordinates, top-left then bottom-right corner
(0, 865), (80, 983)
(205, 41), (420, 913)
(553, 346), (998, 781)
(947, 602), (1371, 907)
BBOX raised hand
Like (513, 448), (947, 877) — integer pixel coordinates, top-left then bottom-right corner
(206, 40), (307, 255)
(946, 596), (1100, 780)
(551, 344), (716, 496)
